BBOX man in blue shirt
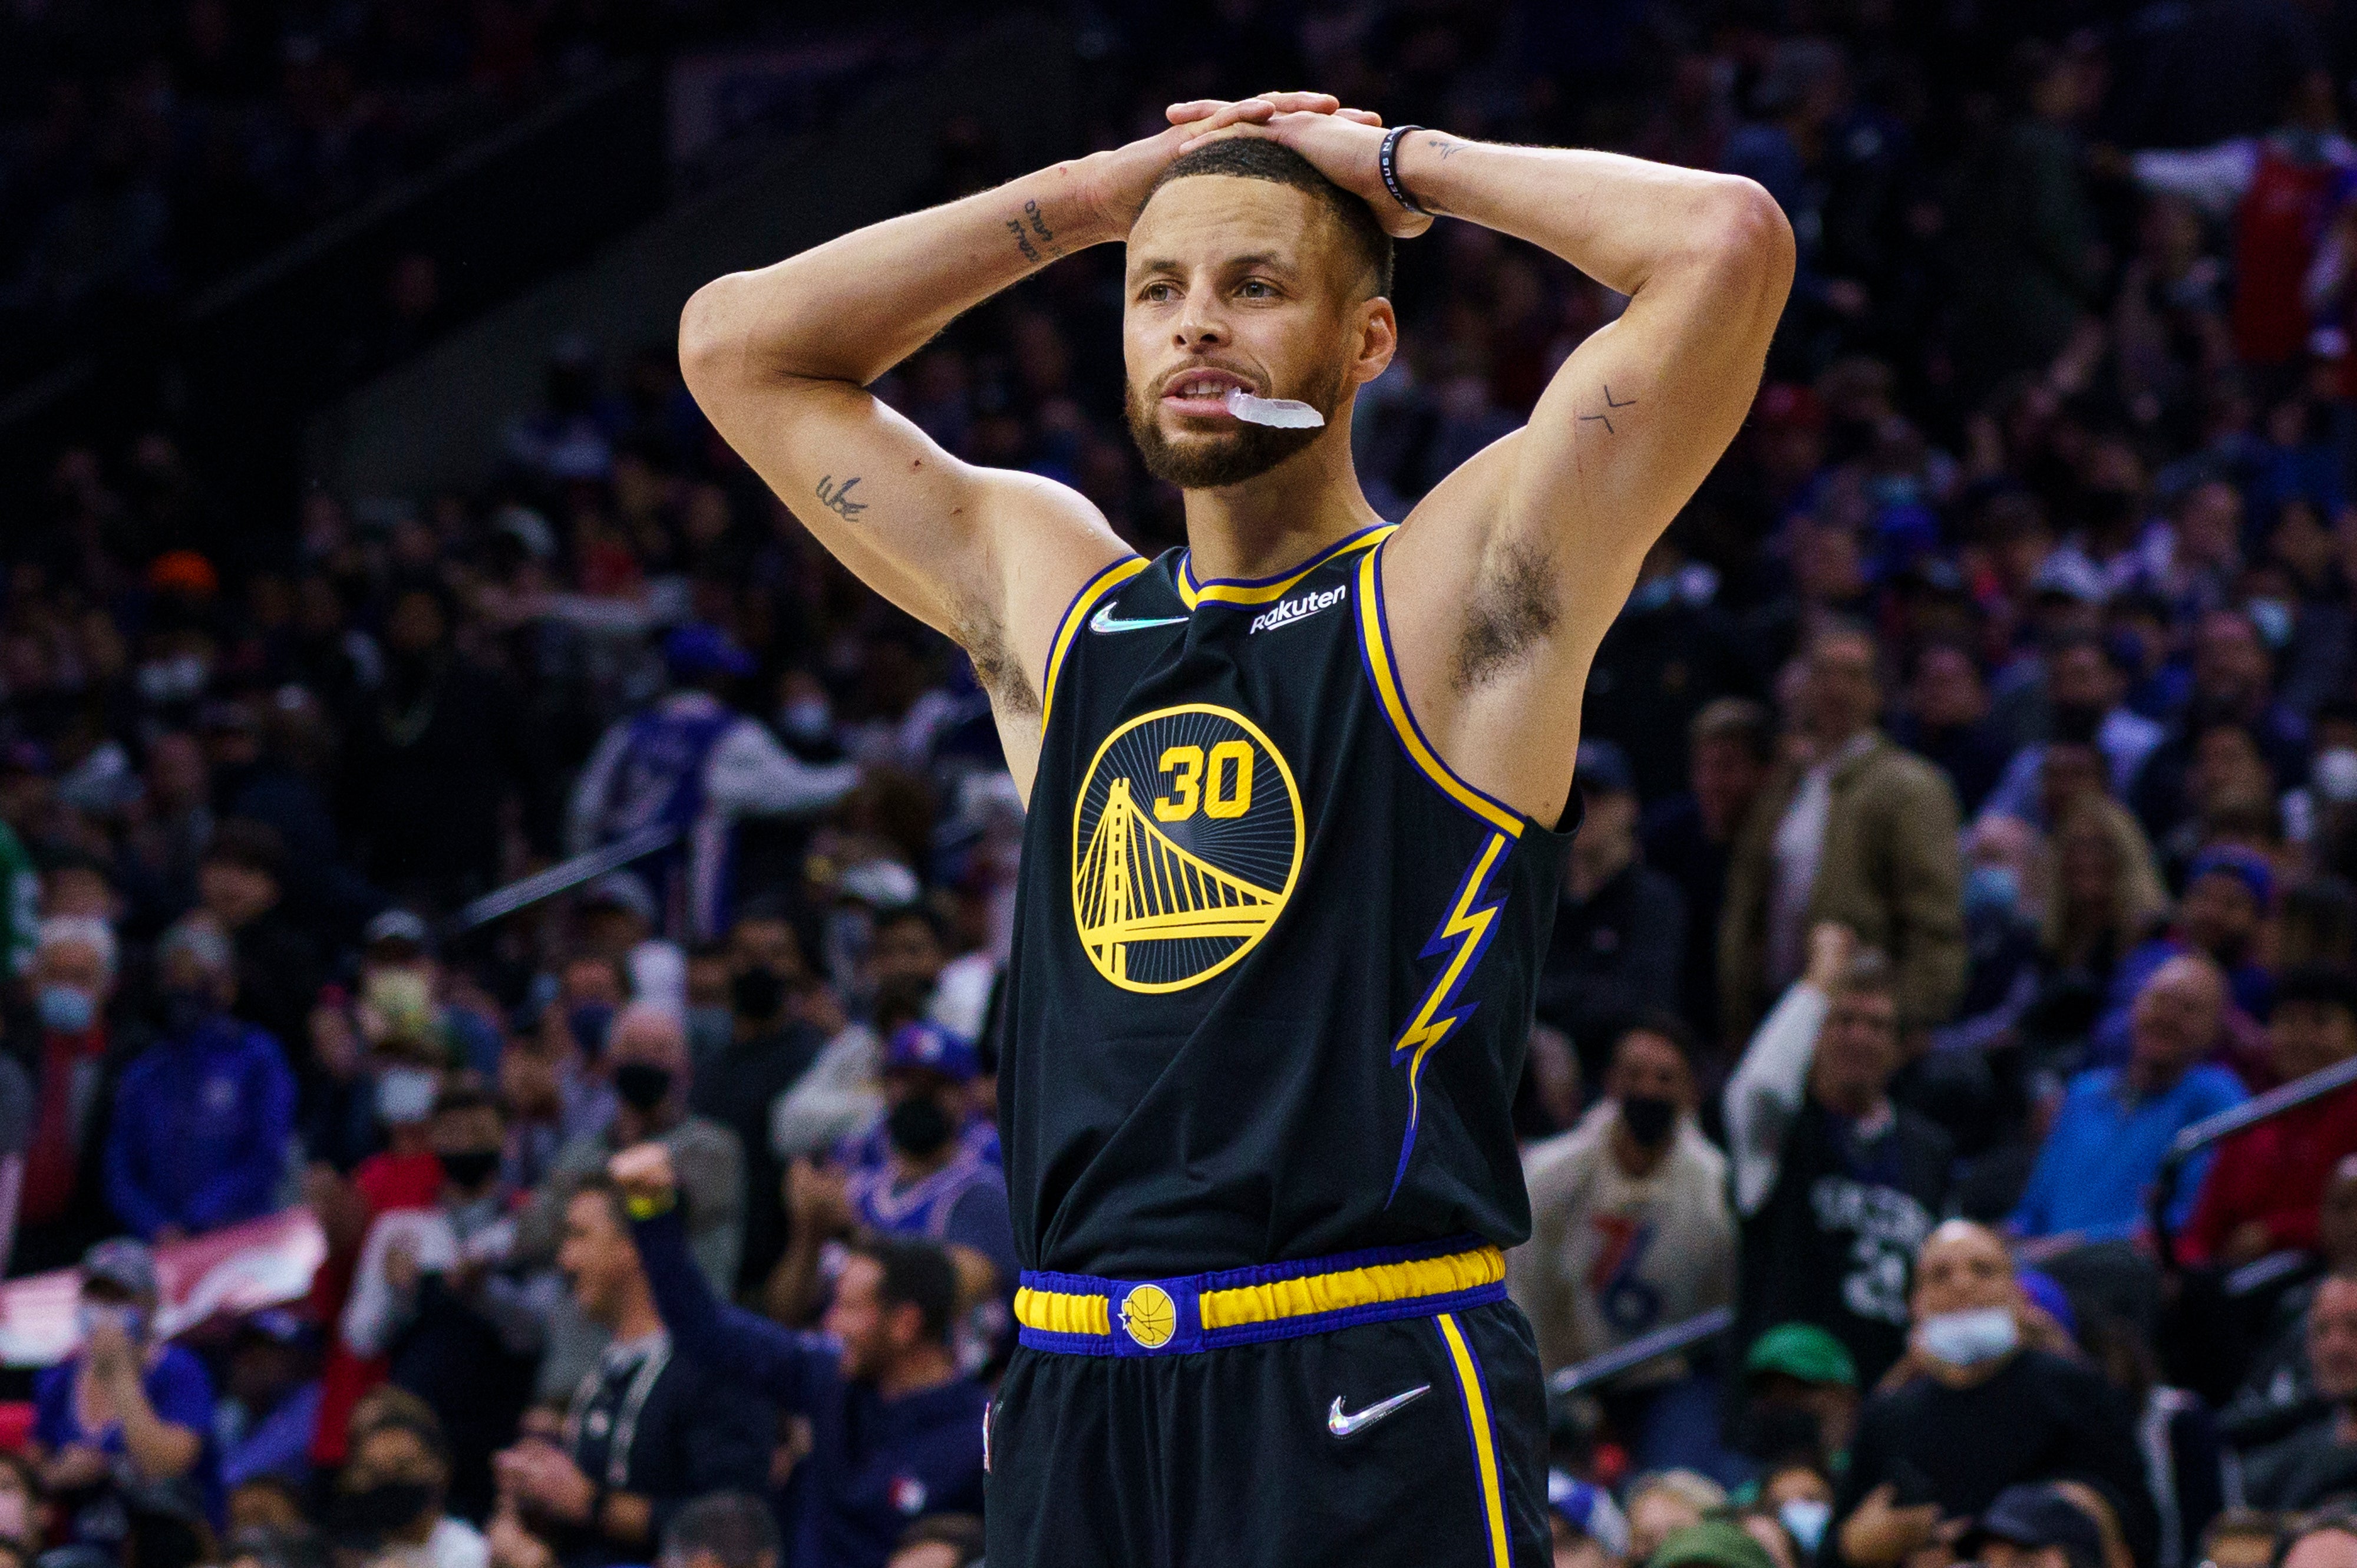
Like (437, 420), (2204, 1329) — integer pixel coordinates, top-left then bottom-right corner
(609, 1142), (985, 1568)
(103, 917), (295, 1242)
(2010, 953), (2247, 1243)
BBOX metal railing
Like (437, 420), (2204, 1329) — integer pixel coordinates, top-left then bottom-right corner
(444, 824), (682, 938)
(1549, 1306), (1735, 1398)
(2150, 1053), (2357, 1269)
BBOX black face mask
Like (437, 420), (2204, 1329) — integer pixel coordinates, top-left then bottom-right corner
(887, 1095), (955, 1158)
(1620, 1095), (1678, 1147)
(330, 1480), (438, 1544)
(731, 965), (787, 1022)
(438, 1148), (502, 1191)
(613, 1062), (673, 1113)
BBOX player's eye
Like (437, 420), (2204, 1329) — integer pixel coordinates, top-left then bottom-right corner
(1237, 279), (1277, 299)
(1139, 282), (1178, 303)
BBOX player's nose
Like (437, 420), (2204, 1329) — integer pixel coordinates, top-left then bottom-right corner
(1171, 295), (1227, 349)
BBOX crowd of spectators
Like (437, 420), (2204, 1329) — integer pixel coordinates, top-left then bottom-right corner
(20, 1), (2357, 1568)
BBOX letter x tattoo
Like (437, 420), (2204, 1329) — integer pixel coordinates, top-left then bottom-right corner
(1579, 385), (1637, 434)
(815, 475), (867, 519)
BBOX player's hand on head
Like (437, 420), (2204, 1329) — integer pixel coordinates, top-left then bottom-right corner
(1179, 110), (1433, 239)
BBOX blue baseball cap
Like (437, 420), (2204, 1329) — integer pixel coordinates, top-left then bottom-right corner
(662, 623), (755, 679)
(1547, 1471), (1629, 1554)
(884, 1021), (979, 1084)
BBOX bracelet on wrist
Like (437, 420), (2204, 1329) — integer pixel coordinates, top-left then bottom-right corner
(1378, 124), (1431, 217)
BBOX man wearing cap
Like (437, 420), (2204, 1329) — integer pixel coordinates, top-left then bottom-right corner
(1536, 742), (1687, 1089)
(775, 1022), (1015, 1322)
(35, 1238), (220, 1543)
(1735, 1323), (1860, 1477)
(1963, 1484), (2111, 1568)
(1648, 1519), (1778, 1568)
(2183, 965), (2357, 1266)
(1546, 1470), (1630, 1568)
(567, 624), (860, 942)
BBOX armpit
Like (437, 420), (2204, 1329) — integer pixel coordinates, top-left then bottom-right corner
(958, 603), (1040, 718)
(1453, 537), (1560, 691)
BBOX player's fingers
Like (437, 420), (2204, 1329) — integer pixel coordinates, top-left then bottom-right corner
(1176, 123), (1278, 155)
(1253, 90), (1340, 114)
(1187, 97), (1277, 136)
(1339, 107), (1384, 126)
(1166, 99), (1225, 124)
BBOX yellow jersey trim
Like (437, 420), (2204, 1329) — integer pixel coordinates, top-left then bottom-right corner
(1011, 1286), (1111, 1338)
(1176, 523), (1396, 609)
(1039, 555), (1149, 735)
(1011, 1244), (1504, 1335)
(1197, 1245), (1504, 1330)
(1438, 1312), (1514, 1568)
(1354, 547), (1524, 838)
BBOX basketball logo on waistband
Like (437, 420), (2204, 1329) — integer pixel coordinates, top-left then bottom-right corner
(1071, 704), (1303, 993)
(1121, 1283), (1177, 1348)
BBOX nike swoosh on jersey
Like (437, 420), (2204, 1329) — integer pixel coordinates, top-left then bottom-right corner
(1326, 1384), (1431, 1437)
(1090, 604), (1190, 634)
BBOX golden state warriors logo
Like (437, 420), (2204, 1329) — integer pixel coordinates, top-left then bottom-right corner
(1071, 704), (1303, 993)
(1121, 1283), (1177, 1349)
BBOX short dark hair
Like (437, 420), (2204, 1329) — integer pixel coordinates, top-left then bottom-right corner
(1615, 1010), (1697, 1064)
(849, 1234), (960, 1346)
(1144, 137), (1394, 299)
(893, 1514), (984, 1566)
(659, 1493), (780, 1568)
(1691, 697), (1776, 765)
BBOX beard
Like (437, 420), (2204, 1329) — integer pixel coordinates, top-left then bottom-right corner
(1124, 364), (1347, 489)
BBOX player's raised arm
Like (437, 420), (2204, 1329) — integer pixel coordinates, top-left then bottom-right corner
(676, 94), (1352, 789)
(1173, 110), (1792, 823)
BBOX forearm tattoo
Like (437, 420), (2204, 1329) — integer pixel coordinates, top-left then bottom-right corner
(1008, 197), (1062, 266)
(815, 474), (867, 519)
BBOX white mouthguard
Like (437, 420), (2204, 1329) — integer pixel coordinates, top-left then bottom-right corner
(1224, 387), (1326, 428)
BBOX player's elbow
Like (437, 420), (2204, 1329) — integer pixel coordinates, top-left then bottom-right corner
(677, 274), (748, 395)
(1696, 177), (1797, 306)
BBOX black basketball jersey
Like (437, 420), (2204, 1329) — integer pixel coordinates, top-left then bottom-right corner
(999, 523), (1574, 1279)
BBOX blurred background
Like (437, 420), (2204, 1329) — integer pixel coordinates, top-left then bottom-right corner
(9, 3), (2357, 1568)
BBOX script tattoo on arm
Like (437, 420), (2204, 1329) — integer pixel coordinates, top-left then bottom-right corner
(1006, 198), (1063, 266)
(814, 474), (867, 520)
(1577, 384), (1637, 435)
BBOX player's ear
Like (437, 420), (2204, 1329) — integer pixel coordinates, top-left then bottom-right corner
(1350, 296), (1398, 388)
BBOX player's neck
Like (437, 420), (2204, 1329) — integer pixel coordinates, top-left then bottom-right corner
(1179, 431), (1384, 582)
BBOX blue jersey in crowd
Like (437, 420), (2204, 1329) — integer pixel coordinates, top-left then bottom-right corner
(103, 1014), (295, 1240)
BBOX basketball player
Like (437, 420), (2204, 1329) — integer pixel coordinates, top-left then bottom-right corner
(678, 91), (1791, 1567)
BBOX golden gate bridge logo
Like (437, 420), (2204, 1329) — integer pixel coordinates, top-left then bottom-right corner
(1070, 704), (1303, 993)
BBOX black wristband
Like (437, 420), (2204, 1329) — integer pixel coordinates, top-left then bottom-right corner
(1378, 124), (1430, 217)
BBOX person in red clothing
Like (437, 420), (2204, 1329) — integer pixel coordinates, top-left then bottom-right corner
(18, 916), (127, 1275)
(2183, 966), (2357, 1266)
(308, 1039), (449, 1468)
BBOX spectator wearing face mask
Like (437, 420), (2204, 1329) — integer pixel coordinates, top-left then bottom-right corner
(1512, 1015), (1734, 1476)
(35, 1239), (221, 1545)
(103, 916), (295, 1243)
(18, 914), (104, 1273)
(1828, 1222), (2153, 1568)
(328, 1408), (483, 1568)
(347, 1087), (545, 1519)
(686, 906), (823, 1292)
(196, 821), (323, 1075)
(771, 1022), (1014, 1329)
(517, 1003), (742, 1401)
(611, 1144), (986, 1568)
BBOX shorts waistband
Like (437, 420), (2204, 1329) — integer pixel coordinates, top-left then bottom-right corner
(1014, 1236), (1507, 1357)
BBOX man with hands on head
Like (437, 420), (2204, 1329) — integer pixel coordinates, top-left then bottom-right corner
(682, 84), (1790, 1567)
(1830, 1221), (2153, 1568)
(610, 1142), (985, 1568)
